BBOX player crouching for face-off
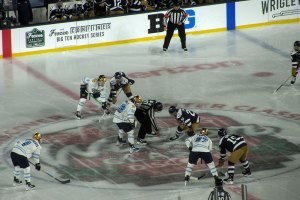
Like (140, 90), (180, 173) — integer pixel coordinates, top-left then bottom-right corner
(107, 71), (135, 107)
(184, 128), (223, 187)
(291, 40), (300, 85)
(168, 105), (200, 141)
(10, 132), (42, 190)
(217, 128), (251, 184)
(76, 75), (109, 119)
(113, 95), (143, 153)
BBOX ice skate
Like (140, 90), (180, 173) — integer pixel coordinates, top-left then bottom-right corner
(242, 168), (252, 177)
(116, 136), (126, 146)
(75, 111), (81, 119)
(129, 146), (140, 153)
(169, 134), (179, 141)
(13, 177), (22, 186)
(25, 181), (35, 191)
(291, 76), (296, 84)
(137, 138), (148, 145)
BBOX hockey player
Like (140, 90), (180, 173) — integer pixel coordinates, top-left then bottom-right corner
(291, 41), (300, 84)
(10, 132), (42, 190)
(217, 128), (251, 184)
(113, 95), (143, 153)
(184, 128), (223, 187)
(134, 100), (163, 145)
(107, 72), (135, 106)
(168, 105), (200, 141)
(76, 75), (108, 119)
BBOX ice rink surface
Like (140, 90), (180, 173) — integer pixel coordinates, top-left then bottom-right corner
(0, 23), (300, 200)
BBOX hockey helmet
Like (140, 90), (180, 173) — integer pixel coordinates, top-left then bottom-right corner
(154, 102), (163, 111)
(168, 105), (178, 114)
(132, 95), (143, 104)
(114, 72), (124, 80)
(98, 74), (107, 83)
(294, 41), (300, 51)
(201, 128), (208, 135)
(33, 132), (42, 142)
(218, 128), (227, 137)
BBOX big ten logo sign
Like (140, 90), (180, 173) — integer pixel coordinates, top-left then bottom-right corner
(148, 10), (196, 34)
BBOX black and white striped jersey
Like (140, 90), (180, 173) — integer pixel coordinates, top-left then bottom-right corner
(136, 100), (159, 131)
(219, 134), (247, 159)
(163, 8), (188, 26)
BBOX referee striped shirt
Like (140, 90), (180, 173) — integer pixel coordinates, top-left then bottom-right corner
(163, 8), (188, 26)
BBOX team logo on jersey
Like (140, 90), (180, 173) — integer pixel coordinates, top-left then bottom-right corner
(26, 28), (45, 48)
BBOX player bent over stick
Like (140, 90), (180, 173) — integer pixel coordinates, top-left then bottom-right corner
(107, 71), (135, 107)
(168, 105), (200, 141)
(217, 128), (251, 184)
(113, 95), (143, 153)
(184, 128), (223, 187)
(76, 75), (109, 119)
(10, 132), (42, 190)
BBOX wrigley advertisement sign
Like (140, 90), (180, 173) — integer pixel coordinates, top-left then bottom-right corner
(26, 28), (45, 48)
(261, 0), (300, 18)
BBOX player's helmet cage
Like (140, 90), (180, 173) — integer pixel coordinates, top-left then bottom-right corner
(218, 128), (227, 137)
(98, 75), (107, 84)
(114, 72), (124, 79)
(154, 102), (163, 111)
(294, 41), (300, 51)
(168, 105), (177, 114)
(33, 132), (42, 142)
(133, 95), (143, 104)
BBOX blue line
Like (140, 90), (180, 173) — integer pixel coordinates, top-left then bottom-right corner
(227, 1), (236, 30)
(236, 31), (290, 58)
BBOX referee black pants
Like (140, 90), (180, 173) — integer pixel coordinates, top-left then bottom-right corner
(135, 110), (152, 139)
(163, 22), (186, 49)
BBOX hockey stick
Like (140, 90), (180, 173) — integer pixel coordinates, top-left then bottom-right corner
(273, 75), (292, 94)
(185, 174), (206, 186)
(29, 161), (70, 184)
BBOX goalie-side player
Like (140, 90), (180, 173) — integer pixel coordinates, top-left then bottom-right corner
(291, 41), (300, 85)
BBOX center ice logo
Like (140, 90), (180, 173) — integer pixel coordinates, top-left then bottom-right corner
(34, 111), (300, 186)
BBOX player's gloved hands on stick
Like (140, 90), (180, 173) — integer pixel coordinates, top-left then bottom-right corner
(35, 163), (41, 171)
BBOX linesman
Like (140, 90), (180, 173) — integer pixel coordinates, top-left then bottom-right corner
(162, 1), (188, 52)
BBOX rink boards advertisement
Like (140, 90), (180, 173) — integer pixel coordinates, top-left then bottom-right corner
(1, 0), (300, 57)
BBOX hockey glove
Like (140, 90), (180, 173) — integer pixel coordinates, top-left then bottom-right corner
(188, 146), (193, 152)
(35, 163), (41, 171)
(102, 102), (107, 110)
(128, 79), (135, 85)
(92, 88), (100, 95)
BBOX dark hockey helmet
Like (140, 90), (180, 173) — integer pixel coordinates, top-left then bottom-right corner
(114, 72), (124, 80)
(294, 41), (300, 51)
(169, 105), (178, 114)
(33, 132), (42, 143)
(154, 102), (163, 111)
(218, 128), (227, 137)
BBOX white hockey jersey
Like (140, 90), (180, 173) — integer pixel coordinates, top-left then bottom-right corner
(81, 76), (106, 103)
(113, 100), (136, 124)
(185, 134), (212, 153)
(12, 139), (41, 163)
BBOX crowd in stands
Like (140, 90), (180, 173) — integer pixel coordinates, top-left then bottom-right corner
(0, 0), (226, 28)
(48, 0), (225, 22)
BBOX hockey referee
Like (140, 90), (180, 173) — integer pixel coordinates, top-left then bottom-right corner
(162, 1), (188, 52)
